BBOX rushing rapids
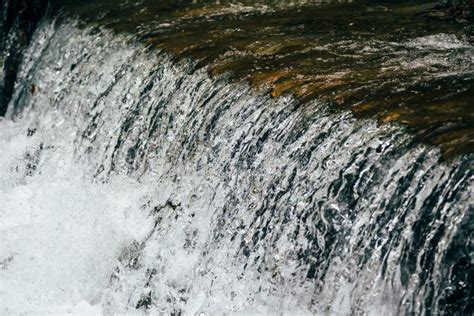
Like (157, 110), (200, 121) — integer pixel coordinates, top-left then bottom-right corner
(0, 0), (473, 315)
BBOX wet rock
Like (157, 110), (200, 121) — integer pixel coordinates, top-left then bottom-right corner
(27, 127), (36, 136)
(136, 292), (152, 309)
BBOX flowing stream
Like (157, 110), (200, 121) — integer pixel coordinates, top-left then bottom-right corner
(0, 1), (473, 315)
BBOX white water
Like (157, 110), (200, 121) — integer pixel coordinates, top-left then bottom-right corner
(0, 112), (156, 313)
(0, 19), (472, 314)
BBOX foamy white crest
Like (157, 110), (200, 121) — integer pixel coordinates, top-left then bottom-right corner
(406, 33), (470, 50)
(0, 114), (154, 314)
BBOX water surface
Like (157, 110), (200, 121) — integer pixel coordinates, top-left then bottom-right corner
(52, 0), (474, 157)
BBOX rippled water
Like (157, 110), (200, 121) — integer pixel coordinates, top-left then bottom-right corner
(53, 0), (474, 156)
(0, 1), (473, 315)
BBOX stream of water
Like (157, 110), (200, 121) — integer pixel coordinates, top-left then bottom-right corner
(0, 1), (472, 314)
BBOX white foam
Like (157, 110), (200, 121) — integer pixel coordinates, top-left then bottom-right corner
(0, 116), (153, 314)
(406, 33), (470, 50)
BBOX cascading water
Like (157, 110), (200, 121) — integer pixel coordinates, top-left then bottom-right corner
(0, 1), (473, 315)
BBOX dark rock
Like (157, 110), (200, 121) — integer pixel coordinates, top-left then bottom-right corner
(135, 292), (152, 309)
(26, 127), (36, 136)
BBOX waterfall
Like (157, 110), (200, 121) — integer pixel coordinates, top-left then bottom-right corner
(0, 15), (472, 315)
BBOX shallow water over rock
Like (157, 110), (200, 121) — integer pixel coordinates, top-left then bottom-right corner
(50, 0), (474, 157)
(0, 1), (473, 314)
